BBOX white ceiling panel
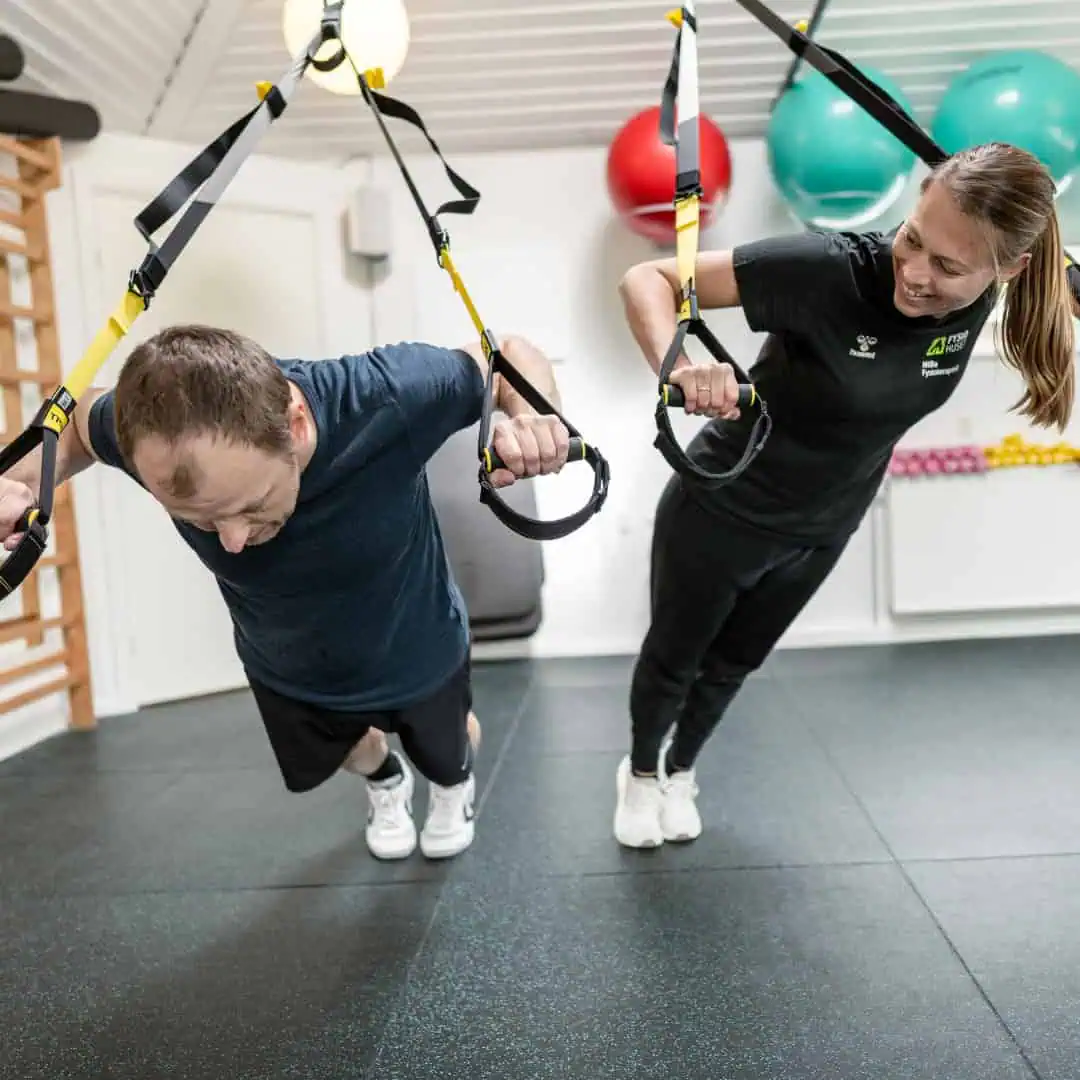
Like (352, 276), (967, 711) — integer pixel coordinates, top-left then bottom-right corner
(2, 0), (1080, 163)
(2, 0), (210, 134)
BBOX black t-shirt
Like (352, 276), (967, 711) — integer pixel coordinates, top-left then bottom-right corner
(684, 227), (997, 541)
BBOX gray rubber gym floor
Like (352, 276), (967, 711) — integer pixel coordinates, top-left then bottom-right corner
(2, 635), (1079, 1079)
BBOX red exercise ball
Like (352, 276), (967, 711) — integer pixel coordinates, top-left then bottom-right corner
(606, 105), (733, 245)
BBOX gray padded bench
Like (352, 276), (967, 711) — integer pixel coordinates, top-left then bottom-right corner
(426, 424), (545, 642)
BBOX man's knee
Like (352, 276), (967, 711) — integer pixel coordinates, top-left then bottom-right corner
(342, 727), (389, 776)
(405, 711), (480, 788)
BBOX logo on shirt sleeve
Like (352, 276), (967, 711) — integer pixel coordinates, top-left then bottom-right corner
(849, 334), (878, 359)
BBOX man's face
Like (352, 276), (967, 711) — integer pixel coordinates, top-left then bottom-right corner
(133, 432), (303, 553)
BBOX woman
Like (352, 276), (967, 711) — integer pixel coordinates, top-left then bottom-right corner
(614, 141), (1076, 849)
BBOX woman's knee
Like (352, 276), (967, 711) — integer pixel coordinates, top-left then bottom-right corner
(699, 650), (761, 684)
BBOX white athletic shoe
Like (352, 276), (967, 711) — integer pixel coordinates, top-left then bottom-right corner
(365, 754), (418, 860)
(613, 755), (665, 849)
(420, 773), (476, 859)
(658, 739), (703, 843)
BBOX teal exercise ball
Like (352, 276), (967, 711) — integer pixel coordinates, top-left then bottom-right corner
(766, 65), (917, 229)
(931, 50), (1080, 189)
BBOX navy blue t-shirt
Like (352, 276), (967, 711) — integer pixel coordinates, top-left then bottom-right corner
(88, 341), (485, 711)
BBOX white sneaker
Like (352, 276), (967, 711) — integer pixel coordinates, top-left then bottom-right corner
(365, 755), (417, 860)
(420, 773), (476, 859)
(658, 740), (703, 843)
(613, 755), (665, 849)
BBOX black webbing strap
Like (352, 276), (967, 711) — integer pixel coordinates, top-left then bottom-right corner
(341, 53), (610, 541)
(734, 0), (1080, 306)
(652, 3), (772, 489)
(128, 101), (280, 300)
(123, 7), (340, 305)
(358, 83), (481, 239)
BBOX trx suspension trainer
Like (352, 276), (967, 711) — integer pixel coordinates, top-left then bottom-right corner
(332, 30), (610, 542)
(0, 13), (333, 600)
(652, 2), (773, 487)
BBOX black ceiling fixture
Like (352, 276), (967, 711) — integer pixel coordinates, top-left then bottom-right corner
(0, 33), (101, 141)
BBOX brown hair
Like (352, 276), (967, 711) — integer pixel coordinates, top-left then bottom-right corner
(926, 142), (1075, 432)
(114, 325), (293, 493)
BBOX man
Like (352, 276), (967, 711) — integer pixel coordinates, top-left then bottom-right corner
(0, 326), (573, 860)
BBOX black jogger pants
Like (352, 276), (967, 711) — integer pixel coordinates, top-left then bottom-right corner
(629, 475), (852, 775)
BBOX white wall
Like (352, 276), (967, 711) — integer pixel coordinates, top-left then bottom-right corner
(367, 138), (1080, 660)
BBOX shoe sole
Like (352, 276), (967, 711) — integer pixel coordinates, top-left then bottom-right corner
(420, 824), (475, 860)
(661, 829), (700, 844)
(616, 833), (663, 849)
(368, 837), (419, 860)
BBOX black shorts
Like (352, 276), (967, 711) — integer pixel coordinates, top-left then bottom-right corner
(248, 659), (474, 793)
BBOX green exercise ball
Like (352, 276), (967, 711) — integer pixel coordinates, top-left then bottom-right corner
(931, 50), (1080, 189)
(766, 65), (917, 229)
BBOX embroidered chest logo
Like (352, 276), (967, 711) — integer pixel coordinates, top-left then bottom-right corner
(922, 330), (969, 378)
(849, 334), (877, 359)
(926, 330), (969, 357)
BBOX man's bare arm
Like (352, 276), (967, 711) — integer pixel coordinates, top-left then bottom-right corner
(460, 335), (563, 417)
(4, 388), (105, 491)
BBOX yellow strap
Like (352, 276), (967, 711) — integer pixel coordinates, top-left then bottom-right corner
(61, 288), (147, 404)
(673, 193), (700, 322)
(437, 246), (490, 343)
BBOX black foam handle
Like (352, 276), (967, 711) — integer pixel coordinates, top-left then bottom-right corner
(661, 383), (756, 409)
(484, 436), (586, 473)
